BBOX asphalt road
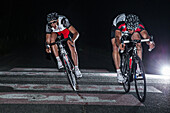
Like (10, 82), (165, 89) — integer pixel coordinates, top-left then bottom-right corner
(0, 68), (170, 113)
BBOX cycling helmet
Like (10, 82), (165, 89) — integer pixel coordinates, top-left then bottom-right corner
(47, 12), (58, 23)
(125, 14), (139, 30)
(113, 13), (126, 26)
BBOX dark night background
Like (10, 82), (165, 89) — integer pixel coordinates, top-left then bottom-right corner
(0, 0), (170, 74)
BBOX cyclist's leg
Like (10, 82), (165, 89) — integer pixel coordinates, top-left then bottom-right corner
(67, 40), (82, 78)
(131, 32), (142, 74)
(111, 38), (124, 83)
(51, 32), (63, 69)
(131, 32), (142, 60)
(111, 26), (120, 71)
(67, 41), (78, 66)
(111, 38), (120, 70)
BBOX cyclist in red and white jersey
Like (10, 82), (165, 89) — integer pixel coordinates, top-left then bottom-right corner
(111, 14), (155, 83)
(45, 12), (82, 78)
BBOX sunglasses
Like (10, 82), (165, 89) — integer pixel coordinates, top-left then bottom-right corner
(48, 20), (57, 24)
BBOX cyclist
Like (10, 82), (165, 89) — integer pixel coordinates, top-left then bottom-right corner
(111, 14), (155, 83)
(45, 12), (82, 78)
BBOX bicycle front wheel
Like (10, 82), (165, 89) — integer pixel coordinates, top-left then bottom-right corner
(133, 56), (146, 102)
(63, 55), (77, 91)
(121, 54), (130, 93)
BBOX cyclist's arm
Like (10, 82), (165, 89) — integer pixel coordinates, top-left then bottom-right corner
(140, 30), (150, 39)
(138, 22), (152, 44)
(45, 24), (52, 45)
(46, 34), (51, 45)
(68, 25), (79, 42)
(45, 34), (51, 53)
(115, 30), (122, 47)
(45, 24), (52, 52)
(140, 30), (155, 50)
(140, 30), (151, 45)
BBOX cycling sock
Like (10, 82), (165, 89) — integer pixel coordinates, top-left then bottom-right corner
(75, 66), (79, 70)
(137, 63), (140, 70)
(56, 56), (61, 62)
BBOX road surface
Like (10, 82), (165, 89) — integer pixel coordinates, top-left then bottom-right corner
(0, 68), (170, 113)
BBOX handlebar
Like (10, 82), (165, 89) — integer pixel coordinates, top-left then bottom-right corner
(123, 39), (150, 44)
(50, 38), (74, 48)
(50, 38), (68, 46)
(120, 37), (154, 53)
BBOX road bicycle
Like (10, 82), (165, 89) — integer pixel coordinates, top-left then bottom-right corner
(50, 36), (77, 91)
(120, 31), (153, 102)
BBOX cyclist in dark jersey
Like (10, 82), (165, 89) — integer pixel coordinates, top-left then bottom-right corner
(111, 14), (155, 83)
(45, 12), (82, 78)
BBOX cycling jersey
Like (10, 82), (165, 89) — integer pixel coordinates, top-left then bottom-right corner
(111, 21), (145, 39)
(46, 15), (71, 39)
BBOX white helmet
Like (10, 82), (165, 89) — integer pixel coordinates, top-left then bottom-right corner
(113, 13), (126, 26)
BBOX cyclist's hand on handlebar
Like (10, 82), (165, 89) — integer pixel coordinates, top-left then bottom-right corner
(46, 47), (51, 53)
(119, 43), (125, 51)
(45, 43), (51, 53)
(148, 41), (155, 51)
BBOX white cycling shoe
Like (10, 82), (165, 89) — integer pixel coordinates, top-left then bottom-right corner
(57, 61), (64, 69)
(75, 68), (82, 78)
(117, 72), (125, 84)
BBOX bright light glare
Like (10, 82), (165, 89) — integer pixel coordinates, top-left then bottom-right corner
(161, 66), (170, 75)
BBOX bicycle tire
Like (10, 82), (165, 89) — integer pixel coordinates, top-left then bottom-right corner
(121, 54), (130, 93)
(133, 56), (146, 102)
(62, 55), (77, 91)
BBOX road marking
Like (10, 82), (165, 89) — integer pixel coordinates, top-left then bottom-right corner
(0, 72), (170, 84)
(0, 71), (114, 77)
(1, 71), (170, 79)
(0, 84), (162, 93)
(65, 95), (116, 103)
(10, 68), (109, 73)
(0, 92), (144, 106)
(0, 71), (65, 76)
(10, 68), (59, 72)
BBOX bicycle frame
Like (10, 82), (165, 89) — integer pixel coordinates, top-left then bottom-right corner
(57, 40), (68, 62)
(57, 40), (74, 72)
(122, 38), (149, 78)
(50, 38), (77, 91)
(120, 32), (151, 102)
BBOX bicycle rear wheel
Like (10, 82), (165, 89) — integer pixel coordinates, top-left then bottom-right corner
(121, 54), (130, 93)
(134, 56), (146, 102)
(63, 55), (77, 91)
